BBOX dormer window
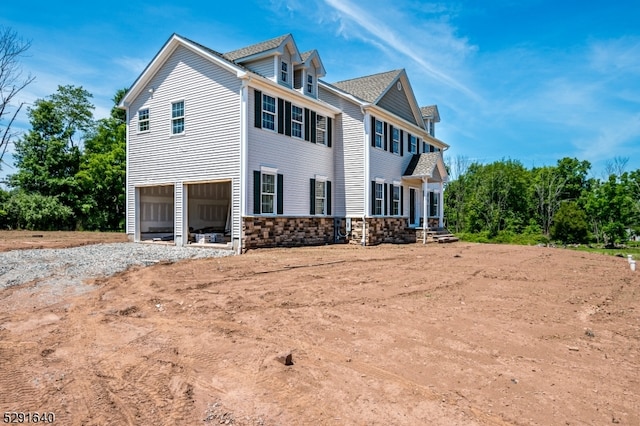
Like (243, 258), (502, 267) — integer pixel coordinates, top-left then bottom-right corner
(281, 61), (288, 83)
(306, 75), (313, 94)
(429, 121), (435, 137)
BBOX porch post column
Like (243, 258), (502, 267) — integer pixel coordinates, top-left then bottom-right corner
(422, 178), (429, 244)
(439, 181), (444, 228)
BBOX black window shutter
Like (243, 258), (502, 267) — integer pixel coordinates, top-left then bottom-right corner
(327, 117), (332, 147)
(384, 184), (389, 216)
(284, 101), (292, 137)
(277, 174), (284, 214)
(383, 122), (388, 151)
(277, 98), (284, 134)
(253, 171), (261, 214)
(309, 178), (316, 215)
(370, 116), (376, 147)
(407, 132), (411, 153)
(400, 185), (404, 216)
(417, 138), (421, 154)
(371, 180), (376, 215)
(310, 111), (317, 144)
(304, 108), (310, 141)
(254, 90), (262, 128)
(400, 130), (404, 156)
(389, 125), (394, 152)
(327, 181), (332, 215)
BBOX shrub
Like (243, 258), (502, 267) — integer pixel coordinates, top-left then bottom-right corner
(550, 202), (589, 244)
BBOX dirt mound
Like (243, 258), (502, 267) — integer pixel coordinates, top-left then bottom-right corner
(0, 240), (638, 424)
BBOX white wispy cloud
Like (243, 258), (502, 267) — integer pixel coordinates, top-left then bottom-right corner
(321, 0), (481, 102)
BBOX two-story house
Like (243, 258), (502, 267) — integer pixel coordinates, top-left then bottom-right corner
(119, 33), (448, 252)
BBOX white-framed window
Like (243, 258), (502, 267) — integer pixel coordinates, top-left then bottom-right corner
(392, 185), (401, 216)
(316, 115), (327, 145)
(429, 191), (439, 217)
(306, 74), (313, 94)
(374, 119), (383, 149)
(281, 61), (288, 83)
(261, 172), (276, 214)
(138, 108), (149, 132)
(374, 182), (384, 216)
(429, 121), (435, 137)
(315, 179), (326, 215)
(392, 127), (400, 154)
(171, 101), (184, 135)
(423, 141), (431, 153)
(262, 94), (276, 131)
(291, 104), (303, 138)
(409, 134), (417, 154)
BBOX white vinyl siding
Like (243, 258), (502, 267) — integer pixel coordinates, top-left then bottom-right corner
(248, 91), (334, 216)
(243, 57), (276, 80)
(126, 45), (242, 242)
(318, 86), (362, 216)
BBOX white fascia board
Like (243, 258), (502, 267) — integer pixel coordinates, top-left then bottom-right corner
(248, 73), (341, 116)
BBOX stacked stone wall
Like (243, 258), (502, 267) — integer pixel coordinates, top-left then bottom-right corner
(242, 216), (336, 250)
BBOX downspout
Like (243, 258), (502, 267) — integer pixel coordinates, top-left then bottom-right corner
(362, 106), (371, 246)
(239, 74), (252, 254)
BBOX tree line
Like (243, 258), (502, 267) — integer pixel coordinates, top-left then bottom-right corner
(444, 156), (640, 246)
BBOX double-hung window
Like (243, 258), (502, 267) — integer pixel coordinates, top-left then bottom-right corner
(409, 134), (417, 154)
(315, 180), (326, 215)
(138, 108), (149, 132)
(374, 182), (384, 215)
(306, 75), (313, 94)
(392, 185), (401, 216)
(423, 141), (431, 153)
(262, 94), (276, 130)
(374, 119), (383, 149)
(391, 128), (400, 154)
(261, 173), (276, 214)
(429, 121), (435, 137)
(291, 105), (303, 138)
(316, 115), (327, 145)
(281, 61), (288, 83)
(171, 101), (184, 135)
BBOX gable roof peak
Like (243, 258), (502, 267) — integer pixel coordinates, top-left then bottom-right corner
(223, 33), (294, 62)
(420, 105), (440, 123)
(331, 69), (405, 103)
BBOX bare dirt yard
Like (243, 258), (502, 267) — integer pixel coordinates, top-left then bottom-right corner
(1, 232), (638, 425)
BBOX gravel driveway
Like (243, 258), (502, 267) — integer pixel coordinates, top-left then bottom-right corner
(0, 242), (232, 290)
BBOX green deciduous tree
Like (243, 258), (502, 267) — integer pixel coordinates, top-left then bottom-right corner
(76, 88), (127, 230)
(8, 85), (94, 228)
(550, 201), (589, 244)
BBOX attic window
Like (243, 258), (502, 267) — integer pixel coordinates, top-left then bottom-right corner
(397, 81), (402, 91)
(281, 61), (288, 83)
(307, 75), (313, 93)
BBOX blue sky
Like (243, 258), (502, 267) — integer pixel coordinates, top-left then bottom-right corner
(2, 0), (640, 180)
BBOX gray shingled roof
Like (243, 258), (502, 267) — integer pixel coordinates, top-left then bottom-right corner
(223, 34), (290, 62)
(332, 69), (403, 103)
(420, 105), (440, 122)
(300, 50), (313, 62)
(403, 152), (442, 178)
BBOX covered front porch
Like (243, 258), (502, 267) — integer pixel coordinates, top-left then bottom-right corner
(403, 152), (449, 243)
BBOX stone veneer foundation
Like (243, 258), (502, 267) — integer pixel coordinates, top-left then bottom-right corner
(241, 216), (444, 250)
